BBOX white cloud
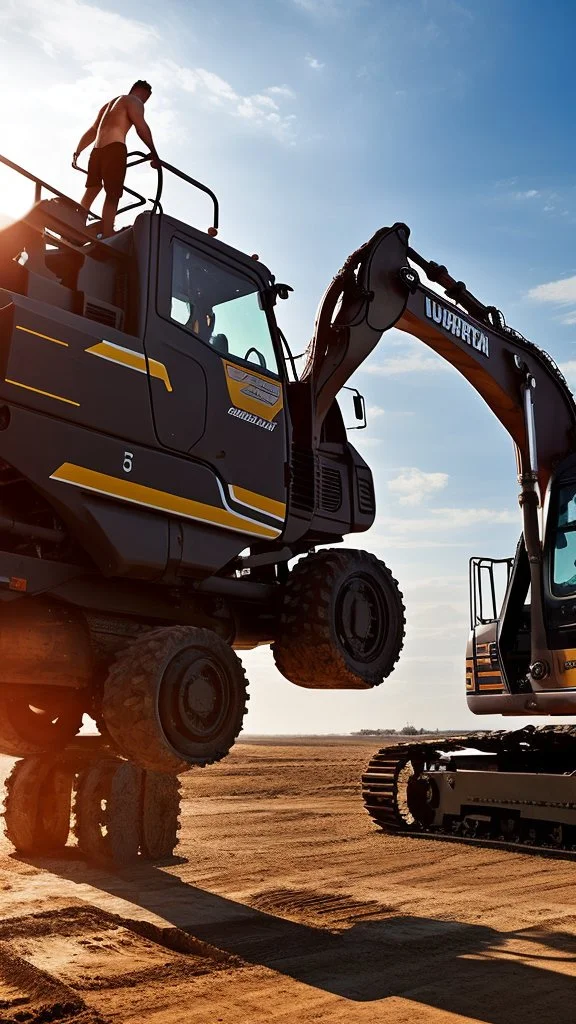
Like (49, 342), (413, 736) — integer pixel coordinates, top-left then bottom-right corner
(560, 361), (576, 389)
(266, 85), (296, 99)
(362, 348), (450, 375)
(2, 0), (158, 60)
(361, 503), (518, 552)
(388, 467), (449, 507)
(514, 189), (540, 200)
(306, 55), (325, 70)
(295, 0), (341, 13)
(528, 275), (576, 305)
(366, 404), (385, 418)
(0, 0), (298, 148)
(378, 506), (517, 533)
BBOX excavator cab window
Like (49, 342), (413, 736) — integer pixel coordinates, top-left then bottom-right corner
(551, 481), (576, 595)
(169, 240), (279, 375)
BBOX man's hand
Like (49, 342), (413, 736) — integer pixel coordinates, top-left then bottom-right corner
(72, 152), (80, 169)
(150, 155), (161, 169)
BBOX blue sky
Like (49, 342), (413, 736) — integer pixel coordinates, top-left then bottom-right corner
(1, 0), (576, 731)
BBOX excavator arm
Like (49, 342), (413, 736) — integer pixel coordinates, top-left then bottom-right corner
(303, 222), (576, 683)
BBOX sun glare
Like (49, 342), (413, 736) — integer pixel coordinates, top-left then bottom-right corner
(0, 164), (37, 225)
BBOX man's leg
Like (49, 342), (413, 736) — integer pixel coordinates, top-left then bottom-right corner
(80, 185), (101, 213)
(100, 192), (120, 237)
(100, 144), (127, 237)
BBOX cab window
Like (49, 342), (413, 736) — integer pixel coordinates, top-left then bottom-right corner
(170, 240), (279, 375)
(552, 482), (576, 594)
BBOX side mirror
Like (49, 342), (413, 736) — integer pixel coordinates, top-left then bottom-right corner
(275, 283), (293, 302)
(342, 387), (367, 430)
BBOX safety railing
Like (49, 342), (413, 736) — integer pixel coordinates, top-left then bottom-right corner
(0, 149), (220, 236)
(74, 150), (220, 234)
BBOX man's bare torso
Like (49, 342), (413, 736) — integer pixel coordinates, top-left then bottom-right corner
(94, 95), (141, 149)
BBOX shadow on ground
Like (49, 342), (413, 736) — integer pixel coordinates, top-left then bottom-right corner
(20, 852), (576, 1022)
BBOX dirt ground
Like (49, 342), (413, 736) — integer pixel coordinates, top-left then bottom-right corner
(0, 736), (575, 1024)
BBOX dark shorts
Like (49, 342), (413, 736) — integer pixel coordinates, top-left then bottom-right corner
(86, 142), (127, 200)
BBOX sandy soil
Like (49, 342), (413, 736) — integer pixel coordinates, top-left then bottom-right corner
(0, 736), (575, 1023)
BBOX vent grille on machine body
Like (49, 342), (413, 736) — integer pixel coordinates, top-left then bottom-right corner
(289, 445), (316, 513)
(356, 471), (375, 515)
(84, 300), (123, 329)
(320, 464), (343, 512)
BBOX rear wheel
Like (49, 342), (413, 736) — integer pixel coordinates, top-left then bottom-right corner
(101, 626), (249, 773)
(74, 760), (142, 867)
(4, 756), (73, 855)
(140, 772), (181, 860)
(272, 549), (405, 688)
(0, 691), (83, 757)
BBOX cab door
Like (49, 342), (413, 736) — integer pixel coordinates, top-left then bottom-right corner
(143, 220), (288, 536)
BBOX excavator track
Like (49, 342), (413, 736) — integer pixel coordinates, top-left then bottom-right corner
(362, 725), (576, 855)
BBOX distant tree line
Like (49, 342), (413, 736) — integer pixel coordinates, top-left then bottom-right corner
(351, 725), (464, 736)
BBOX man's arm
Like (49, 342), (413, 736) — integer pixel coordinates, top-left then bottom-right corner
(73, 105), (106, 165)
(127, 97), (160, 167)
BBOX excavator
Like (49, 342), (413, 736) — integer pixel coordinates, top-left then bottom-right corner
(0, 150), (411, 860)
(360, 225), (576, 853)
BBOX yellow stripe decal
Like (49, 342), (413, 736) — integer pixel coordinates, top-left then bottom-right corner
(16, 325), (68, 347)
(50, 463), (281, 540)
(86, 341), (172, 393)
(229, 484), (286, 522)
(6, 379), (79, 407)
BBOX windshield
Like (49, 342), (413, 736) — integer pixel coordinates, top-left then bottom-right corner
(552, 482), (576, 594)
(170, 240), (279, 375)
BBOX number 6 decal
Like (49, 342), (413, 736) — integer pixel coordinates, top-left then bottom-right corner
(123, 451), (134, 474)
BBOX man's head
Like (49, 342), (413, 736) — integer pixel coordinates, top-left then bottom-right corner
(130, 80), (152, 103)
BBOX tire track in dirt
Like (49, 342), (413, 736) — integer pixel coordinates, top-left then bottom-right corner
(0, 941), (107, 1024)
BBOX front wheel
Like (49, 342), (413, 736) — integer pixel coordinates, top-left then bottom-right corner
(101, 626), (249, 773)
(272, 548), (405, 689)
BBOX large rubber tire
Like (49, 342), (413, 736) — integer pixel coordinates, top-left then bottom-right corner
(272, 549), (405, 689)
(4, 756), (73, 855)
(0, 692), (83, 758)
(101, 626), (249, 774)
(74, 760), (142, 867)
(140, 772), (181, 860)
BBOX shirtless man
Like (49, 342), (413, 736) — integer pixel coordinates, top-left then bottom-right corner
(74, 80), (160, 237)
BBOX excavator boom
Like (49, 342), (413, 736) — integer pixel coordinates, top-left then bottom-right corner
(348, 224), (576, 853)
(306, 222), (576, 694)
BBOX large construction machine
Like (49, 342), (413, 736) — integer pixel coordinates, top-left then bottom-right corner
(360, 224), (576, 852)
(0, 151), (406, 778)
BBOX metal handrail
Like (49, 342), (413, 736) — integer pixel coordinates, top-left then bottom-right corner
(73, 150), (149, 217)
(0, 151), (124, 256)
(73, 149), (219, 230)
(158, 158), (219, 232)
(118, 152), (219, 231)
(0, 151), (99, 221)
(0, 148), (220, 235)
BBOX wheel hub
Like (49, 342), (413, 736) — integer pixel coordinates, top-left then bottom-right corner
(181, 672), (218, 719)
(158, 650), (233, 755)
(335, 574), (388, 663)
